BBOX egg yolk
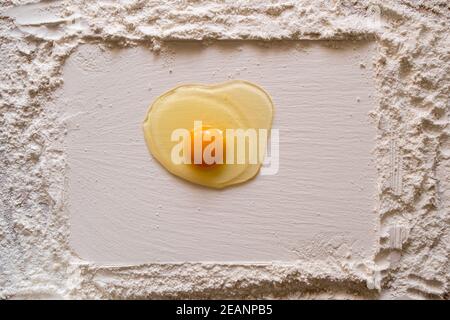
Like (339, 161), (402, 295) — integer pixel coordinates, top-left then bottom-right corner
(190, 126), (225, 168)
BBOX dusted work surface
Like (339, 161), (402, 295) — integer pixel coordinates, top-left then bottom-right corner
(2, 0), (448, 300)
(62, 41), (377, 263)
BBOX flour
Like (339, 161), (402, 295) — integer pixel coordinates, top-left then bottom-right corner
(0, 0), (448, 299)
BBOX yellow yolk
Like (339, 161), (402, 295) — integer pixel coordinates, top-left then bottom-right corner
(143, 80), (274, 189)
(190, 126), (225, 168)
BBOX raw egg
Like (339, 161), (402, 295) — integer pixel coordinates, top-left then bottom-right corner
(143, 80), (274, 188)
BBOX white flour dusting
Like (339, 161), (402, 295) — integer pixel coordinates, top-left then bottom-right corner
(0, 0), (448, 299)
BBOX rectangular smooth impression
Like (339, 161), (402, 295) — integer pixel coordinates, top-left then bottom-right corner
(60, 41), (377, 263)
